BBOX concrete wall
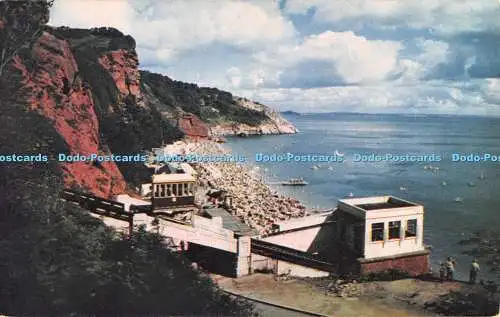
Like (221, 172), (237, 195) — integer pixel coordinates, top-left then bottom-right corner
(90, 213), (129, 234)
(251, 254), (275, 272)
(276, 260), (330, 278)
(235, 236), (251, 277)
(262, 226), (324, 252)
(250, 254), (330, 278)
(115, 194), (150, 212)
(94, 212), (239, 253)
(262, 214), (336, 255)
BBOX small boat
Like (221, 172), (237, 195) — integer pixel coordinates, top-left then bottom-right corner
(454, 197), (463, 203)
(467, 181), (475, 187)
(311, 165), (319, 170)
(214, 137), (226, 143)
(479, 172), (486, 180)
(346, 192), (354, 198)
(281, 178), (308, 186)
(441, 181), (447, 186)
(327, 166), (334, 171)
(399, 186), (407, 191)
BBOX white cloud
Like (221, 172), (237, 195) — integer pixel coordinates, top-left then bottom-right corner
(397, 38), (450, 81)
(294, 31), (402, 83)
(50, 0), (295, 62)
(49, 0), (135, 33)
(284, 0), (500, 34)
(235, 79), (498, 116)
(225, 66), (281, 89)
(482, 78), (500, 104)
(233, 31), (403, 88)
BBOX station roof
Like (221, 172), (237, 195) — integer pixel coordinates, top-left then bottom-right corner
(152, 173), (196, 183)
(204, 207), (258, 236)
(338, 196), (422, 219)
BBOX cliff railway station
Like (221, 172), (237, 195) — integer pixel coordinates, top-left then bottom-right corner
(60, 160), (430, 278)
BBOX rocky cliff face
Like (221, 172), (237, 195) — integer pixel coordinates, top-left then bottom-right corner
(1, 2), (296, 198)
(11, 30), (127, 197)
(209, 97), (298, 136)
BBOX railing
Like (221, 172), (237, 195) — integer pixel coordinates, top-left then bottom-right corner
(251, 239), (336, 273)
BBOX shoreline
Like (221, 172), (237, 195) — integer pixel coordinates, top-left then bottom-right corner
(162, 139), (308, 235)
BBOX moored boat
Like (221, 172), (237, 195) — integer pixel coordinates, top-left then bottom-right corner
(281, 178), (308, 186)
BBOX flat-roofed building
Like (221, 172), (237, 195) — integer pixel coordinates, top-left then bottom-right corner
(336, 196), (429, 276)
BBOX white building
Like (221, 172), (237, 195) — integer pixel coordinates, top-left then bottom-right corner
(336, 196), (429, 276)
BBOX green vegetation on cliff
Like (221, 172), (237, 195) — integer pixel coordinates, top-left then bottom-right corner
(141, 70), (269, 126)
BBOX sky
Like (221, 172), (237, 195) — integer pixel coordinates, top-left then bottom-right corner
(49, 0), (500, 115)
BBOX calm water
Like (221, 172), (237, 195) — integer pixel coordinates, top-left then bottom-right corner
(226, 113), (500, 281)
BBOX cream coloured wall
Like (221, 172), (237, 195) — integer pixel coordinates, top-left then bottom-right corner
(363, 213), (424, 259)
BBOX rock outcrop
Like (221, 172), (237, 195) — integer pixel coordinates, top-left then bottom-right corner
(140, 70), (298, 138)
(176, 113), (210, 139)
(208, 97), (298, 136)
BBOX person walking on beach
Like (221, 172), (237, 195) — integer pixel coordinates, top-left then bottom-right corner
(439, 262), (446, 282)
(445, 257), (456, 281)
(469, 259), (480, 284)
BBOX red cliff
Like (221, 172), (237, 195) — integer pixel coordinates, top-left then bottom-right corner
(176, 113), (210, 139)
(11, 31), (126, 198)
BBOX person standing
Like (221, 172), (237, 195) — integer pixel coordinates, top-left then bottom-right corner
(439, 262), (446, 282)
(446, 257), (456, 281)
(469, 259), (480, 284)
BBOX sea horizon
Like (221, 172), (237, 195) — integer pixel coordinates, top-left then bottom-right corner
(281, 110), (500, 119)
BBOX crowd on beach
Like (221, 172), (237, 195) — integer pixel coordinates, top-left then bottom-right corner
(163, 140), (308, 235)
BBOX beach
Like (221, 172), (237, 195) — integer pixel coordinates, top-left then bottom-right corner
(162, 139), (307, 234)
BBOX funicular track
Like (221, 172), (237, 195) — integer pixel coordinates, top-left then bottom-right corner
(60, 188), (133, 222)
(251, 239), (336, 273)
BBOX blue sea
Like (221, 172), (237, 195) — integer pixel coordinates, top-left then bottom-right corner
(226, 113), (500, 281)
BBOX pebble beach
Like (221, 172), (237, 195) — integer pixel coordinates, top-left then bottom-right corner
(162, 140), (308, 235)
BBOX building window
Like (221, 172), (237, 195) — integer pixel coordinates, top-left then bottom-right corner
(183, 183), (189, 196)
(406, 219), (417, 238)
(154, 185), (160, 197)
(160, 184), (165, 197)
(371, 222), (384, 241)
(172, 184), (177, 196)
(188, 183), (193, 195)
(389, 221), (401, 239)
(166, 184), (172, 197)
